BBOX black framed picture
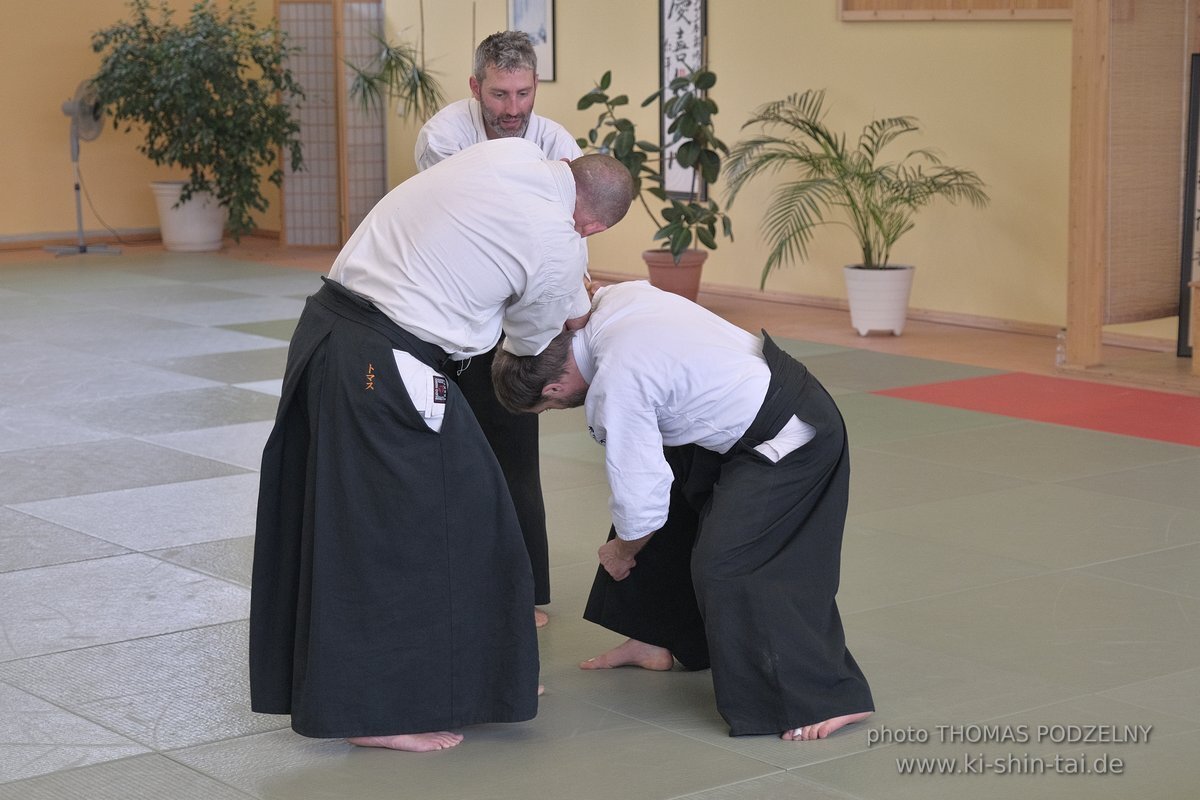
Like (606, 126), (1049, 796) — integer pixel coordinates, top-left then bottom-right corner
(659, 0), (706, 199)
(1178, 54), (1199, 358)
(508, 0), (555, 82)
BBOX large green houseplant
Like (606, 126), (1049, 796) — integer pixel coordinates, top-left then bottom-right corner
(725, 89), (988, 334)
(91, 0), (305, 247)
(576, 68), (732, 300)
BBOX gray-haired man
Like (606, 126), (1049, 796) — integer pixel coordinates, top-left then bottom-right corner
(413, 30), (583, 627)
(414, 30), (580, 170)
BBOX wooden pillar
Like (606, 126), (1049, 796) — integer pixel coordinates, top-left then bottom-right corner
(1192, 281), (1200, 375)
(332, 0), (351, 244)
(1067, 0), (1108, 367)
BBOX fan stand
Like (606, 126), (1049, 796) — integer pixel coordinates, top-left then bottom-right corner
(45, 118), (121, 257)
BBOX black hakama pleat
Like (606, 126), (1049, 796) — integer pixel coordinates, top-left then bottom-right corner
(450, 344), (551, 605)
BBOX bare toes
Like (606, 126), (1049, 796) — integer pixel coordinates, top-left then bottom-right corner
(579, 656), (612, 670)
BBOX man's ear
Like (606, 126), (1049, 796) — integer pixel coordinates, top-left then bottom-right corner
(541, 382), (566, 400)
(577, 221), (608, 239)
(468, 75), (482, 101)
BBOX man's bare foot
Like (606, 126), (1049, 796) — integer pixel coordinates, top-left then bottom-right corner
(538, 684), (545, 696)
(579, 638), (674, 671)
(534, 608), (549, 628)
(348, 731), (464, 751)
(781, 711), (873, 741)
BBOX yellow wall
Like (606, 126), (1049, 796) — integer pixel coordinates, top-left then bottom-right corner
(384, 0), (1072, 328)
(5, 0), (1072, 329)
(1, 0), (282, 243)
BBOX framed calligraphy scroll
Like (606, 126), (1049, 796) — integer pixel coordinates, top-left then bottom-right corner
(659, 0), (706, 198)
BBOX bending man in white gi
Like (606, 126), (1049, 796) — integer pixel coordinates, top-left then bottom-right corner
(491, 280), (875, 741)
(250, 139), (634, 752)
(413, 30), (582, 629)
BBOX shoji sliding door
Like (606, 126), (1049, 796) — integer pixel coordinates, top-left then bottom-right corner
(278, 0), (387, 246)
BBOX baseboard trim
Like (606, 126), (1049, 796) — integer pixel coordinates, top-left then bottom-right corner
(1, 228), (282, 252)
(0, 230), (159, 251)
(589, 270), (1176, 354)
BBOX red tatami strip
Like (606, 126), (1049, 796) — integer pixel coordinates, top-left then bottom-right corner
(875, 372), (1200, 447)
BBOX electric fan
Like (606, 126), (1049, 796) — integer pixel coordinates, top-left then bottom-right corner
(45, 80), (121, 256)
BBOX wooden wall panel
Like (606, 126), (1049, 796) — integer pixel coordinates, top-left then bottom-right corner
(1106, 0), (1190, 324)
(840, 0), (1071, 21)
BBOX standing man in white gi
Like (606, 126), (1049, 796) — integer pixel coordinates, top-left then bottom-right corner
(490, 280), (875, 742)
(414, 30), (582, 628)
(414, 30), (580, 170)
(249, 139), (635, 752)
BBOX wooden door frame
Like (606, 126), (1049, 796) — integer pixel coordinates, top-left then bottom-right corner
(1066, 0), (1108, 366)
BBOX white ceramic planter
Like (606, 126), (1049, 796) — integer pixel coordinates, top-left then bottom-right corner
(151, 181), (226, 252)
(843, 264), (915, 336)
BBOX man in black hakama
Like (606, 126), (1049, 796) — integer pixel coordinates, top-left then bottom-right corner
(490, 281), (874, 741)
(248, 139), (636, 751)
(583, 338), (874, 738)
(250, 281), (539, 743)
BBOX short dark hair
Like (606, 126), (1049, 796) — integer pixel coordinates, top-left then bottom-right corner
(473, 31), (537, 83)
(570, 154), (636, 229)
(491, 329), (575, 413)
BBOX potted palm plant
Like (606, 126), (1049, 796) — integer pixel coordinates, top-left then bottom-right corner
(725, 90), (988, 335)
(91, 0), (305, 251)
(577, 68), (733, 301)
(345, 0), (445, 120)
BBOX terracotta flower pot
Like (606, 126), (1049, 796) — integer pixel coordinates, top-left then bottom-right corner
(642, 249), (708, 302)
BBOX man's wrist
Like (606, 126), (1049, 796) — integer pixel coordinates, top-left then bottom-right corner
(614, 534), (650, 558)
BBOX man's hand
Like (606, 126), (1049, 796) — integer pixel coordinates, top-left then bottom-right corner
(598, 535), (650, 581)
(598, 539), (635, 581)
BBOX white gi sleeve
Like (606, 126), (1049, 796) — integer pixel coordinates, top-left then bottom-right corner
(589, 389), (673, 541)
(413, 101), (480, 172)
(501, 284), (590, 356)
(538, 123), (584, 162)
(498, 158), (590, 356)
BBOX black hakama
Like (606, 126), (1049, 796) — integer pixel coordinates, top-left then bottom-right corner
(583, 453), (713, 671)
(584, 334), (873, 736)
(249, 279), (540, 738)
(450, 345), (551, 605)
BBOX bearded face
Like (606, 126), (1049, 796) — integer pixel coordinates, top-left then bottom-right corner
(470, 66), (537, 140)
